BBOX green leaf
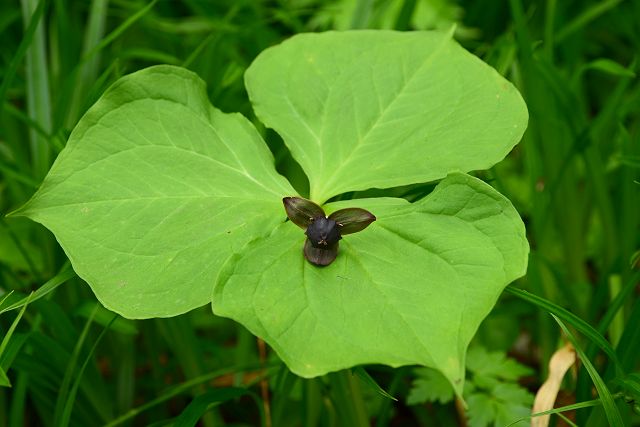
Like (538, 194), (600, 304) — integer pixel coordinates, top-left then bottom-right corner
(245, 31), (528, 202)
(407, 368), (454, 405)
(213, 173), (528, 395)
(11, 65), (294, 318)
(466, 383), (532, 427)
(466, 394), (497, 427)
(466, 346), (533, 381)
(172, 388), (254, 427)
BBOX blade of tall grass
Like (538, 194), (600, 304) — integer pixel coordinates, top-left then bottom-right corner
(590, 271), (640, 352)
(352, 367), (397, 401)
(59, 313), (116, 427)
(0, 368), (9, 387)
(20, 0), (53, 180)
(375, 367), (410, 427)
(0, 0), (46, 119)
(350, 0), (373, 29)
(555, 0), (624, 43)
(0, 262), (75, 314)
(614, 297), (640, 373)
(65, 0), (109, 128)
(552, 315), (624, 426)
(328, 371), (369, 427)
(173, 388), (263, 427)
(504, 286), (623, 376)
(54, 0), (159, 131)
(394, 0), (417, 30)
(1, 102), (50, 140)
(0, 217), (43, 283)
(82, 0), (158, 65)
(53, 303), (100, 426)
(302, 378), (322, 427)
(506, 398), (601, 427)
(105, 362), (277, 427)
(0, 293), (34, 388)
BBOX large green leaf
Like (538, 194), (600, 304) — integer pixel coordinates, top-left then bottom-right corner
(213, 173), (528, 394)
(245, 30), (528, 203)
(11, 66), (294, 318)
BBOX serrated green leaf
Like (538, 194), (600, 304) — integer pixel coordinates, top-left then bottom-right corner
(466, 383), (532, 427)
(246, 31), (528, 202)
(466, 346), (533, 381)
(466, 394), (496, 427)
(407, 368), (454, 405)
(11, 65), (294, 318)
(213, 173), (528, 395)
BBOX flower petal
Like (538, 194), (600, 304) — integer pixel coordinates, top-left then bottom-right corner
(328, 208), (376, 235)
(303, 238), (338, 266)
(283, 197), (325, 229)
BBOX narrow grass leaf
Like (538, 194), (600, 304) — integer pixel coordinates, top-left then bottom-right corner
(584, 59), (636, 78)
(0, 293), (33, 358)
(0, 293), (34, 388)
(0, 367), (10, 387)
(352, 367), (397, 401)
(0, 0), (46, 117)
(80, 0), (158, 66)
(506, 399), (601, 427)
(74, 302), (138, 335)
(173, 388), (253, 427)
(555, 0), (624, 42)
(0, 262), (75, 314)
(104, 362), (277, 427)
(552, 315), (624, 427)
(505, 286), (623, 375)
(60, 314), (117, 427)
(53, 303), (99, 427)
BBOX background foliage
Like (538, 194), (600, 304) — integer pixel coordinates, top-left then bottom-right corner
(1, 0), (639, 426)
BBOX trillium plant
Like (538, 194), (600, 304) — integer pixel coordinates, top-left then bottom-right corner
(12, 30), (529, 395)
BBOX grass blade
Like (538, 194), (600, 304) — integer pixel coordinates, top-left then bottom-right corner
(0, 262), (75, 314)
(53, 303), (100, 427)
(352, 367), (397, 401)
(59, 313), (116, 427)
(173, 388), (258, 427)
(507, 398), (601, 427)
(0, 0), (46, 118)
(0, 292), (35, 388)
(555, 0), (624, 42)
(505, 286), (623, 375)
(552, 315), (624, 427)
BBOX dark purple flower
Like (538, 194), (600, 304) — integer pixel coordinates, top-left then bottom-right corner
(283, 197), (376, 266)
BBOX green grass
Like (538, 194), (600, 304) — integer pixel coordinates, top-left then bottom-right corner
(1, 0), (639, 426)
